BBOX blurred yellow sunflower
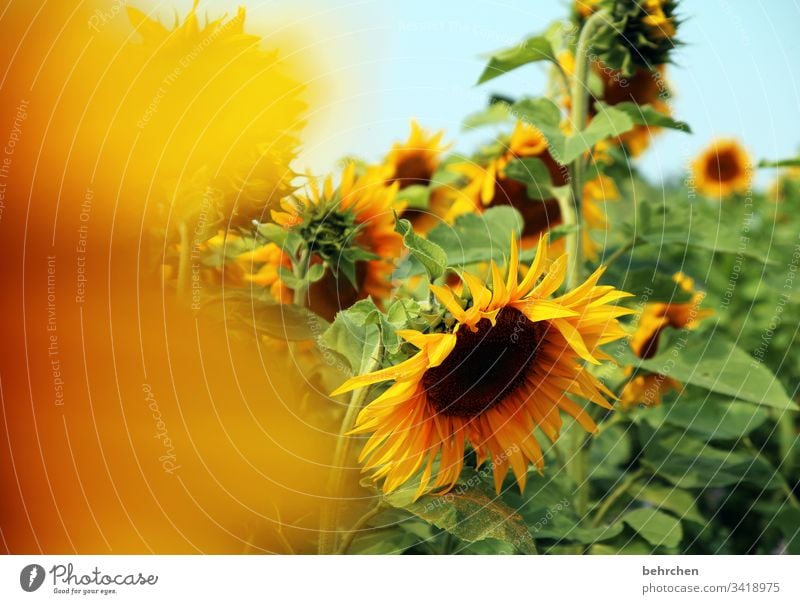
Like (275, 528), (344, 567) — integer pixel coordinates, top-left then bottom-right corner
(621, 273), (713, 408)
(385, 121), (451, 189)
(125, 0), (307, 227)
(692, 139), (752, 198)
(235, 242), (294, 304)
(272, 163), (403, 319)
(332, 237), (633, 498)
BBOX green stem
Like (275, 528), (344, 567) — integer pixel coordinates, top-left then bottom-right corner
(568, 429), (591, 519)
(592, 468), (645, 527)
(604, 238), (638, 268)
(563, 7), (612, 290)
(318, 339), (384, 554)
(560, 10), (613, 541)
(336, 503), (385, 555)
(176, 221), (191, 300)
(593, 409), (626, 439)
(556, 190), (582, 290)
(292, 247), (310, 306)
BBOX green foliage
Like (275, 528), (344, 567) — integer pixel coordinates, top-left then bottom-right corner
(588, 0), (681, 75)
(426, 206), (523, 267)
(477, 35), (557, 84)
(511, 98), (681, 164)
(627, 327), (796, 412)
(383, 472), (538, 554)
(597, 101), (691, 133)
(622, 508), (683, 548)
(395, 215), (447, 281)
(225, 0), (800, 557)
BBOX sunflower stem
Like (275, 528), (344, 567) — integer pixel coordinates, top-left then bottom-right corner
(292, 246), (310, 306)
(564, 7), (612, 290)
(604, 237), (638, 268)
(568, 429), (591, 520)
(591, 468), (645, 528)
(336, 502), (385, 555)
(318, 337), (385, 554)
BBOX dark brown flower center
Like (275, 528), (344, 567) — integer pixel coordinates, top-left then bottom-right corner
(422, 307), (541, 417)
(492, 176), (563, 239)
(390, 154), (433, 189)
(708, 149), (741, 183)
(305, 260), (368, 322)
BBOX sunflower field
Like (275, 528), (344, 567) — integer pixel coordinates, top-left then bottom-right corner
(1, 0), (798, 559)
(165, 0), (799, 555)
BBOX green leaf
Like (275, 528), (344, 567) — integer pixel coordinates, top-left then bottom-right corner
(512, 98), (637, 164)
(306, 262), (326, 283)
(462, 101), (512, 131)
(511, 97), (566, 160)
(628, 328), (797, 412)
(771, 508), (800, 554)
(504, 157), (556, 200)
(504, 471), (623, 545)
(632, 483), (706, 525)
(256, 222), (288, 246)
(477, 35), (556, 84)
(638, 201), (775, 264)
(395, 216), (447, 281)
(622, 508), (683, 548)
(599, 101), (691, 133)
(427, 206), (522, 267)
(561, 105), (634, 164)
(384, 472), (537, 554)
(641, 426), (783, 490)
(321, 300), (382, 373)
(641, 392), (769, 441)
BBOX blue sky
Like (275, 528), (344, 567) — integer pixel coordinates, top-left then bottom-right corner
(142, 0), (800, 185)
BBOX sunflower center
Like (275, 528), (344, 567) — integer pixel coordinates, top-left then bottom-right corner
(709, 149), (741, 183)
(492, 177), (562, 239)
(391, 153), (433, 188)
(422, 307), (541, 417)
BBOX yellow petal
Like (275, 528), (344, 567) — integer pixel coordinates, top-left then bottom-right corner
(429, 284), (467, 323)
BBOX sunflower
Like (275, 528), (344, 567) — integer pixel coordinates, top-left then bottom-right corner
(124, 0), (306, 228)
(692, 139), (752, 198)
(332, 236), (633, 498)
(585, 0), (679, 73)
(384, 121), (450, 189)
(445, 121), (568, 245)
(621, 272), (713, 408)
(271, 163), (403, 320)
